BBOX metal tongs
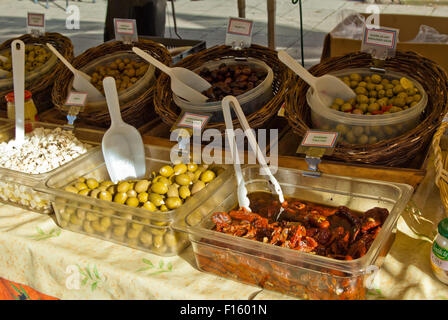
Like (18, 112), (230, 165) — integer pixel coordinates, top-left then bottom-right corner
(222, 96), (285, 219)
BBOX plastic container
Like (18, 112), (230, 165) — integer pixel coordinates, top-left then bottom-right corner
(5, 90), (38, 121)
(307, 68), (428, 144)
(38, 145), (232, 256)
(173, 165), (413, 300)
(430, 218), (448, 284)
(66, 51), (156, 114)
(172, 57), (274, 123)
(0, 122), (103, 214)
(0, 44), (58, 91)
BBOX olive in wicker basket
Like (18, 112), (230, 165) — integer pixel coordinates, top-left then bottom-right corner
(284, 51), (448, 167)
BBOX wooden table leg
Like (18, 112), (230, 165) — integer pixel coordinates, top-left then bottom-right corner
(238, 0), (246, 18)
(267, 0), (276, 50)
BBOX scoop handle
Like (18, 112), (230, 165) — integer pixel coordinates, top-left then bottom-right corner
(132, 47), (172, 75)
(11, 40), (25, 144)
(222, 96), (251, 211)
(103, 77), (124, 126)
(46, 43), (77, 75)
(225, 95), (285, 204)
(278, 50), (317, 89)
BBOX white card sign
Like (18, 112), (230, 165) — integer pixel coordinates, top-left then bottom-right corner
(114, 18), (138, 43)
(177, 112), (210, 130)
(362, 26), (399, 60)
(65, 92), (88, 107)
(301, 131), (338, 148)
(225, 17), (254, 49)
(27, 12), (45, 37)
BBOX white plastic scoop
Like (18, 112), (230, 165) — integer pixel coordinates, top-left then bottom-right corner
(132, 47), (211, 103)
(11, 40), (25, 144)
(102, 77), (146, 183)
(46, 43), (104, 102)
(222, 95), (285, 215)
(278, 50), (356, 107)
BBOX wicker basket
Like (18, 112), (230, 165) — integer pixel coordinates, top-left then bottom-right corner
(52, 39), (171, 128)
(433, 119), (448, 214)
(285, 51), (448, 167)
(153, 44), (294, 133)
(0, 32), (73, 113)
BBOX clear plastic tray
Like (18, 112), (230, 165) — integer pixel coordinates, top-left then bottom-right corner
(38, 145), (232, 256)
(66, 51), (156, 114)
(173, 57), (274, 123)
(0, 122), (103, 214)
(307, 68), (428, 144)
(0, 44), (58, 91)
(173, 165), (413, 299)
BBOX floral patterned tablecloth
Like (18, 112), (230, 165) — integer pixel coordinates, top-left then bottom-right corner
(0, 156), (447, 300)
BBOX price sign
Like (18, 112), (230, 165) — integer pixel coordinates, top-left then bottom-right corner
(362, 26), (399, 60)
(177, 112), (210, 130)
(225, 17), (254, 49)
(27, 12), (45, 36)
(65, 92), (88, 107)
(114, 18), (138, 43)
(300, 131), (338, 148)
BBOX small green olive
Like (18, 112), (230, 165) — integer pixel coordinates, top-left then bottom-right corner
(175, 174), (191, 186)
(200, 170), (216, 183)
(149, 193), (165, 207)
(174, 163), (188, 175)
(159, 165), (174, 177)
(166, 197), (182, 209)
(134, 180), (150, 193)
(142, 201), (157, 211)
(65, 185), (79, 193)
(86, 178), (99, 189)
(113, 192), (128, 204)
(179, 185), (191, 199)
(151, 181), (168, 194)
(117, 181), (131, 193)
(126, 197), (139, 207)
(99, 191), (113, 201)
(138, 192), (149, 203)
(191, 181), (206, 195)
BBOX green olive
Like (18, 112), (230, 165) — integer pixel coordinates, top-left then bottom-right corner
(350, 73), (361, 82)
(174, 163), (187, 175)
(152, 176), (170, 187)
(200, 170), (216, 183)
(330, 104), (340, 111)
(160, 204), (169, 212)
(355, 87), (367, 95)
(78, 189), (90, 196)
(126, 197), (139, 207)
(352, 126), (364, 137)
(83, 221), (94, 233)
(113, 192), (128, 204)
(191, 181), (206, 195)
(340, 103), (352, 112)
(101, 181), (114, 188)
(334, 98), (344, 106)
(371, 74), (382, 84)
(335, 124), (349, 135)
(159, 165), (174, 177)
(175, 174), (191, 186)
(113, 225), (127, 237)
(414, 94), (422, 102)
(74, 182), (88, 191)
(166, 197), (182, 209)
(86, 178), (99, 189)
(149, 193), (165, 207)
(151, 181), (168, 194)
(127, 189), (137, 198)
(367, 103), (380, 112)
(117, 181), (131, 193)
(127, 228), (141, 239)
(139, 231), (153, 245)
(99, 191), (113, 201)
(369, 136), (378, 144)
(107, 185), (117, 194)
(358, 134), (369, 144)
(187, 163), (198, 172)
(100, 217), (111, 228)
(393, 85), (404, 94)
(134, 180), (150, 193)
(142, 201), (157, 211)
(352, 109), (363, 115)
(89, 188), (102, 199)
(138, 192), (149, 203)
(165, 232), (177, 247)
(153, 235), (164, 248)
(356, 95), (369, 104)
(179, 185), (191, 199)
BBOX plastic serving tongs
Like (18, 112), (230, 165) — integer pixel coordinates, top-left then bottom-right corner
(222, 96), (285, 219)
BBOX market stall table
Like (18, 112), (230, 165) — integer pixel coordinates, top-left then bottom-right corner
(0, 153), (446, 300)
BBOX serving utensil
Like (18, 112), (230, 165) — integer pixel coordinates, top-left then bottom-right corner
(11, 40), (25, 144)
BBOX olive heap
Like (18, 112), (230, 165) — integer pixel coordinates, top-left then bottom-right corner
(89, 57), (149, 94)
(64, 163), (222, 212)
(199, 63), (267, 101)
(0, 45), (52, 77)
(330, 73), (422, 115)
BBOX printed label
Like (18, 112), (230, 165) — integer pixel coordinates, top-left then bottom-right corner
(301, 131), (338, 148)
(65, 92), (88, 107)
(27, 13), (45, 27)
(114, 18), (138, 43)
(431, 251), (448, 270)
(225, 17), (253, 49)
(361, 26), (399, 60)
(177, 112), (210, 130)
(433, 241), (448, 260)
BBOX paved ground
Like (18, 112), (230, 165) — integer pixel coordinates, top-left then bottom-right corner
(1, 0), (447, 66)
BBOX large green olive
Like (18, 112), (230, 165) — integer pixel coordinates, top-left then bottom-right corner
(134, 180), (150, 193)
(127, 189), (137, 198)
(166, 197), (182, 209)
(151, 181), (168, 194)
(200, 170), (216, 183)
(113, 192), (128, 204)
(64, 185), (79, 193)
(142, 201), (157, 211)
(86, 178), (99, 189)
(74, 182), (88, 191)
(117, 181), (131, 193)
(187, 163), (198, 172)
(175, 174), (191, 186)
(138, 192), (149, 203)
(126, 197), (139, 207)
(179, 185), (191, 199)
(149, 193), (165, 207)
(99, 191), (113, 201)
(174, 163), (187, 175)
(159, 165), (174, 177)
